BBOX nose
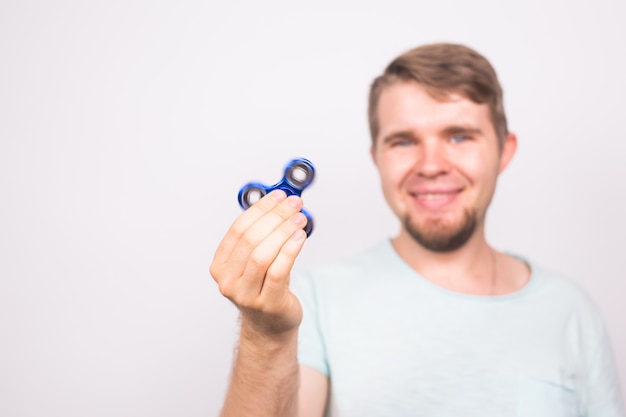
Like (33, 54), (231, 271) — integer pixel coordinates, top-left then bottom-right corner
(416, 139), (450, 178)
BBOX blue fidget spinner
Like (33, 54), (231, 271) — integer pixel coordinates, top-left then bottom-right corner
(238, 158), (315, 237)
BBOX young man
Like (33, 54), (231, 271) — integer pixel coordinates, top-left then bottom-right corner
(210, 43), (624, 417)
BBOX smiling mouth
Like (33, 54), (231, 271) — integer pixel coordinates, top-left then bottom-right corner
(409, 189), (462, 207)
(414, 192), (457, 199)
(411, 189), (461, 198)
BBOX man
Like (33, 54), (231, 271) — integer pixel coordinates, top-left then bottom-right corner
(210, 43), (623, 416)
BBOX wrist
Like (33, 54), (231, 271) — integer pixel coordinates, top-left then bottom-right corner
(239, 316), (299, 353)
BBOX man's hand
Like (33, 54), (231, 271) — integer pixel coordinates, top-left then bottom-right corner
(210, 189), (308, 338)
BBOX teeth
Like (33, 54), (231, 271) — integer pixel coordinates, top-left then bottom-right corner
(418, 193), (449, 199)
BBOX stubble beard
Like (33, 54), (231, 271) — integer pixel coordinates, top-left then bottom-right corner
(402, 208), (477, 252)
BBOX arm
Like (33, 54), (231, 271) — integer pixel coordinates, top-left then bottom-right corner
(220, 339), (329, 417)
(219, 321), (300, 416)
(299, 365), (329, 417)
(211, 190), (325, 417)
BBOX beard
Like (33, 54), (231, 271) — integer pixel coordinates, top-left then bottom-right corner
(402, 208), (477, 252)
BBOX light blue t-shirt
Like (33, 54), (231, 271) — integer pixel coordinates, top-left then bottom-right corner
(291, 240), (624, 417)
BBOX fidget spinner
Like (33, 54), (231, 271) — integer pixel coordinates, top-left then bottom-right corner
(238, 158), (315, 237)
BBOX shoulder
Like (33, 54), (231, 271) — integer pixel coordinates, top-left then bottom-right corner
(529, 261), (589, 299)
(520, 257), (605, 323)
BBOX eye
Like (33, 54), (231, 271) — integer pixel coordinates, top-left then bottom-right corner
(450, 135), (470, 144)
(392, 138), (416, 147)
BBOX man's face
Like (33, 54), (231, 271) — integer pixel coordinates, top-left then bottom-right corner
(371, 81), (516, 252)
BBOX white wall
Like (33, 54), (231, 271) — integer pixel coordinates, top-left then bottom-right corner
(1, 1), (624, 415)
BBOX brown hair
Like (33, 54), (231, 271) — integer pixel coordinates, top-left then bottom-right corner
(368, 43), (508, 148)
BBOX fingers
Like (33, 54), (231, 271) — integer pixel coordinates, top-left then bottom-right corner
(226, 194), (304, 269)
(210, 190), (308, 308)
(260, 228), (307, 301)
(213, 190), (288, 266)
(238, 212), (307, 297)
(227, 225), (306, 332)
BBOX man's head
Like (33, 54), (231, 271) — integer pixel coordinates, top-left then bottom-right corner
(369, 43), (517, 252)
(368, 43), (508, 150)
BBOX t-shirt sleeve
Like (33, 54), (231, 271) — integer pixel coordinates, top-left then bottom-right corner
(291, 270), (330, 376)
(585, 309), (625, 417)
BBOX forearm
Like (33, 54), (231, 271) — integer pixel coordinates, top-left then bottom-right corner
(220, 321), (300, 417)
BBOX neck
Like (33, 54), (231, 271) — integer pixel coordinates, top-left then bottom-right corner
(392, 227), (498, 295)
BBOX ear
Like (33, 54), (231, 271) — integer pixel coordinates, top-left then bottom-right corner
(498, 132), (517, 174)
(370, 145), (378, 166)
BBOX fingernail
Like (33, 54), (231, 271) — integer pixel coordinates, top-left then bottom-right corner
(292, 212), (306, 225)
(287, 196), (301, 207)
(270, 190), (286, 201)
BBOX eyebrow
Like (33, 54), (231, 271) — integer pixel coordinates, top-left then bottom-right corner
(442, 125), (483, 136)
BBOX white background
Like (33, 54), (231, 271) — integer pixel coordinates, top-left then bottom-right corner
(1, 1), (624, 416)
